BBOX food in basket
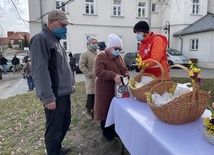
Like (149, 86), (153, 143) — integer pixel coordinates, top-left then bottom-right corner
(146, 64), (211, 124)
(133, 76), (154, 88)
(149, 83), (193, 106)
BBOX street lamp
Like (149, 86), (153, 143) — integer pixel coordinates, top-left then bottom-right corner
(164, 21), (170, 48)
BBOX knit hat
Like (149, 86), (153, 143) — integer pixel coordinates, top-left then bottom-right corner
(133, 21), (149, 33)
(48, 9), (73, 25)
(108, 34), (122, 48)
(98, 41), (106, 50)
(87, 36), (97, 45)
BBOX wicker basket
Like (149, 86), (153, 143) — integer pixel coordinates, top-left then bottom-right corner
(203, 127), (214, 145)
(129, 59), (170, 102)
(147, 64), (211, 124)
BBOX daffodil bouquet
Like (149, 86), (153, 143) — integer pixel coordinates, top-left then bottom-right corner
(136, 54), (144, 69)
(204, 105), (214, 135)
(136, 54), (149, 70)
(188, 61), (201, 85)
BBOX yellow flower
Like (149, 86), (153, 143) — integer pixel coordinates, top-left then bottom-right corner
(145, 92), (152, 102)
(204, 108), (214, 135)
(188, 61), (201, 85)
(136, 54), (144, 69)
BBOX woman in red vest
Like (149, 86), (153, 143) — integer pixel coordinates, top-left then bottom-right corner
(133, 21), (170, 78)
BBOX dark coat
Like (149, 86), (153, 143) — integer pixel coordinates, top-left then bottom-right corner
(0, 57), (7, 65)
(94, 49), (129, 120)
(11, 57), (19, 65)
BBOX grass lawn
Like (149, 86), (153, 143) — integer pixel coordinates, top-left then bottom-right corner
(0, 78), (213, 155)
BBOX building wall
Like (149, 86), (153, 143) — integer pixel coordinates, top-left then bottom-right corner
(28, 0), (214, 67)
(181, 32), (214, 67)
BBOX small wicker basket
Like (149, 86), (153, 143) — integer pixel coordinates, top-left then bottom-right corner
(129, 59), (170, 102)
(203, 127), (214, 145)
(147, 64), (211, 124)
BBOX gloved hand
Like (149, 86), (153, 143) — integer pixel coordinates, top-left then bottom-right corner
(128, 64), (137, 72)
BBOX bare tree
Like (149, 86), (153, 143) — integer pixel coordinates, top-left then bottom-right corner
(0, 0), (28, 35)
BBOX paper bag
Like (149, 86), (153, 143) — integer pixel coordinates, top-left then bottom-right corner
(115, 77), (130, 98)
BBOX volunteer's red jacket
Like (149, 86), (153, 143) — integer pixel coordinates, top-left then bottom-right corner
(138, 32), (170, 78)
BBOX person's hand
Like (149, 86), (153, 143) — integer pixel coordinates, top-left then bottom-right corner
(45, 101), (56, 110)
(212, 102), (214, 109)
(114, 74), (123, 85)
(128, 64), (137, 72)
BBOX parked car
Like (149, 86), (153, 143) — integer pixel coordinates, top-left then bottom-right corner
(124, 49), (189, 71)
(166, 48), (189, 66)
(73, 53), (82, 73)
(124, 52), (141, 72)
(6, 56), (25, 68)
(0, 57), (23, 72)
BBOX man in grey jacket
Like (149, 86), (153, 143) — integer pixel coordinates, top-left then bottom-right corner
(29, 9), (75, 155)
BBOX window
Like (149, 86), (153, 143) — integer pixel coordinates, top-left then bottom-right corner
(60, 36), (67, 51)
(85, 0), (95, 14)
(116, 35), (123, 52)
(113, 0), (122, 16)
(56, 1), (65, 12)
(192, 0), (200, 14)
(151, 3), (157, 12)
(137, 2), (146, 17)
(190, 38), (199, 50)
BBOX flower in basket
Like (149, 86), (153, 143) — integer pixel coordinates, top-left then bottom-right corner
(136, 54), (144, 69)
(204, 105), (214, 135)
(188, 61), (201, 85)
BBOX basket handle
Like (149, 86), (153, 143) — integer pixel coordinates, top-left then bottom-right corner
(141, 59), (165, 79)
(163, 64), (199, 103)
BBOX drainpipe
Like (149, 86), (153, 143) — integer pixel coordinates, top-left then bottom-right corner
(148, 0), (151, 26)
(40, 0), (43, 29)
(179, 35), (183, 53)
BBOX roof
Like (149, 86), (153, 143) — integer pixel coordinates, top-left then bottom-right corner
(0, 31), (30, 45)
(173, 12), (214, 36)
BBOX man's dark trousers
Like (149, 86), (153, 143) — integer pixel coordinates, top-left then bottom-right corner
(44, 95), (71, 155)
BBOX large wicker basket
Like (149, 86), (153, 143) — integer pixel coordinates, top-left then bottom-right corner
(129, 59), (170, 102)
(147, 64), (211, 124)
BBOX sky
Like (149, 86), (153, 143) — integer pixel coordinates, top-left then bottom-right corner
(0, 0), (29, 37)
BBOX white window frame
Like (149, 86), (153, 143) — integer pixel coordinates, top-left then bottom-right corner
(151, 3), (157, 12)
(85, 0), (96, 15)
(192, 0), (200, 15)
(55, 0), (66, 12)
(60, 35), (67, 51)
(112, 0), (123, 16)
(190, 38), (199, 50)
(116, 35), (124, 53)
(137, 1), (147, 18)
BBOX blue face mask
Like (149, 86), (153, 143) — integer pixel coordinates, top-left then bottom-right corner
(53, 28), (67, 38)
(136, 34), (144, 41)
(112, 50), (120, 56)
(91, 44), (98, 50)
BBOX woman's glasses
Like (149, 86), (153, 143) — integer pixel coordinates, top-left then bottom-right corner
(113, 48), (122, 51)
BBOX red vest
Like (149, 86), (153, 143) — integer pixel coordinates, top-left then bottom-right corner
(139, 33), (170, 78)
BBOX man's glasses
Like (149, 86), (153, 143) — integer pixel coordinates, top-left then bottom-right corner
(113, 48), (122, 51)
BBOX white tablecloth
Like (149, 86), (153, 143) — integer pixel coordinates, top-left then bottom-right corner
(105, 97), (214, 155)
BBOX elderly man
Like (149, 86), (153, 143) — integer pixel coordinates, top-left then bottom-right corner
(29, 9), (75, 155)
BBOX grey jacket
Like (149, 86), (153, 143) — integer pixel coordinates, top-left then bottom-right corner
(29, 24), (75, 104)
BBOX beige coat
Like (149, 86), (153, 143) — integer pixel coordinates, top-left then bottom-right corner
(94, 49), (129, 120)
(79, 48), (99, 94)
